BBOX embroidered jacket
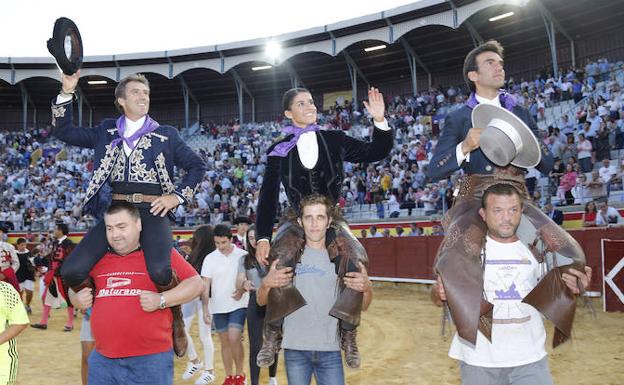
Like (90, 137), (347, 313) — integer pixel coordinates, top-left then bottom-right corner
(51, 98), (206, 219)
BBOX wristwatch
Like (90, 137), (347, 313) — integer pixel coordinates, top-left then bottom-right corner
(159, 294), (167, 309)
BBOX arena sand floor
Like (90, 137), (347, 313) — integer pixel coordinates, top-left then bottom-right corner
(14, 282), (624, 385)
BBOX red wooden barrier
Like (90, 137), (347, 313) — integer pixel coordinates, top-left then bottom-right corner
(360, 229), (623, 294)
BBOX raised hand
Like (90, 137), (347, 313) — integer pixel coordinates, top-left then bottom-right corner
(61, 69), (80, 93)
(362, 87), (386, 122)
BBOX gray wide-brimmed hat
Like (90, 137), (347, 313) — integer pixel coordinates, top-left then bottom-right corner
(47, 17), (83, 75)
(472, 103), (541, 168)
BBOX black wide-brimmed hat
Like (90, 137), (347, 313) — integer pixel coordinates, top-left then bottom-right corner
(47, 17), (83, 75)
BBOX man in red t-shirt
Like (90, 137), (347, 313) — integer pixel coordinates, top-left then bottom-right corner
(71, 202), (203, 385)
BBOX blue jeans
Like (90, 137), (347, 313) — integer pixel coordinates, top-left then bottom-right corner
(212, 307), (246, 333)
(284, 349), (344, 385)
(88, 349), (173, 385)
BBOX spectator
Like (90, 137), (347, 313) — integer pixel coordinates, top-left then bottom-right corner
(556, 164), (577, 205)
(407, 223), (422, 236)
(572, 174), (593, 204)
(576, 133), (593, 173)
(14, 238), (34, 314)
(581, 201), (598, 227)
(200, 224), (249, 385)
(0, 282), (29, 384)
(368, 225), (382, 238)
(588, 170), (607, 199)
(181, 226), (217, 385)
(387, 191), (401, 218)
(598, 159), (617, 197)
(543, 202), (564, 226)
(595, 201), (624, 226)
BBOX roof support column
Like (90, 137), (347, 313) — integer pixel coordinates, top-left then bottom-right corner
(231, 69), (255, 124)
(535, 0), (575, 68)
(19, 83), (36, 131)
(343, 51), (369, 111)
(284, 61), (305, 88)
(400, 37), (432, 93)
(447, 0), (483, 47)
(75, 87), (92, 127)
(542, 15), (558, 79)
(179, 74), (200, 128)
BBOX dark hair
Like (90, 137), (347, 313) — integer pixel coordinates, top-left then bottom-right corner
(298, 194), (341, 221)
(16, 238), (26, 245)
(56, 223), (69, 236)
(481, 183), (523, 209)
(114, 73), (150, 114)
(584, 201), (596, 213)
(214, 224), (232, 239)
(188, 225), (216, 273)
(105, 201), (140, 220)
(243, 225), (257, 270)
(463, 40), (504, 92)
(282, 87), (311, 111)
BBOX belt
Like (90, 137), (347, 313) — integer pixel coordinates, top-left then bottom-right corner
(112, 193), (160, 204)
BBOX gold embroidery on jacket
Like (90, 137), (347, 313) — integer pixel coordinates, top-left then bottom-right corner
(155, 153), (175, 194)
(84, 145), (120, 203)
(51, 105), (67, 127)
(180, 186), (196, 202)
(128, 136), (158, 184)
(110, 152), (126, 182)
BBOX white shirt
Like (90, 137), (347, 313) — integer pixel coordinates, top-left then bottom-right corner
(297, 119), (390, 170)
(449, 236), (547, 368)
(596, 207), (623, 226)
(200, 245), (248, 314)
(121, 116), (146, 156)
(599, 165), (617, 183)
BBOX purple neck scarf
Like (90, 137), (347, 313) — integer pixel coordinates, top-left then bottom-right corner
(110, 115), (160, 150)
(465, 90), (516, 112)
(268, 124), (321, 157)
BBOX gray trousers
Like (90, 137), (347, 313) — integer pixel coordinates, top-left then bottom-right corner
(459, 357), (553, 385)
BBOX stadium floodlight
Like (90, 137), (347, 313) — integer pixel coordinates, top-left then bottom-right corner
(364, 44), (387, 52)
(252, 65), (273, 71)
(265, 41), (281, 59)
(489, 11), (514, 22)
(87, 80), (107, 85)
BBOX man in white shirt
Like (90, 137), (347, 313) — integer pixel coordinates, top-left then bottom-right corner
(598, 159), (617, 197)
(201, 224), (248, 385)
(432, 184), (591, 385)
(595, 201), (623, 226)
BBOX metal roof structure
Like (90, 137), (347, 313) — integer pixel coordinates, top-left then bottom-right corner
(1, 0), (623, 127)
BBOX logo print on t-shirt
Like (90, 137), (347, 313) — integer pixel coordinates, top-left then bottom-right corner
(295, 263), (326, 277)
(107, 277), (131, 288)
(494, 282), (522, 300)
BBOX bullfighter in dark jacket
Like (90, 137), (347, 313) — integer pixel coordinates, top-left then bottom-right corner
(428, 40), (590, 369)
(51, 71), (206, 356)
(254, 87), (393, 369)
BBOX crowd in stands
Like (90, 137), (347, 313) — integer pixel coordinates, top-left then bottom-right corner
(1, 57), (624, 233)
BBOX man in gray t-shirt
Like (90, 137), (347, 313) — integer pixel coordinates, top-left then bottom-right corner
(256, 194), (373, 385)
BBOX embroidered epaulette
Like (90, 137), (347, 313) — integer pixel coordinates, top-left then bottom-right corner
(148, 132), (169, 142)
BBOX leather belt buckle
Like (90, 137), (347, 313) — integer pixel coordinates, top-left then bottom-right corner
(130, 193), (144, 203)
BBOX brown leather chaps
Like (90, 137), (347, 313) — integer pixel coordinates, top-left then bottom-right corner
(435, 167), (586, 348)
(264, 219), (368, 327)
